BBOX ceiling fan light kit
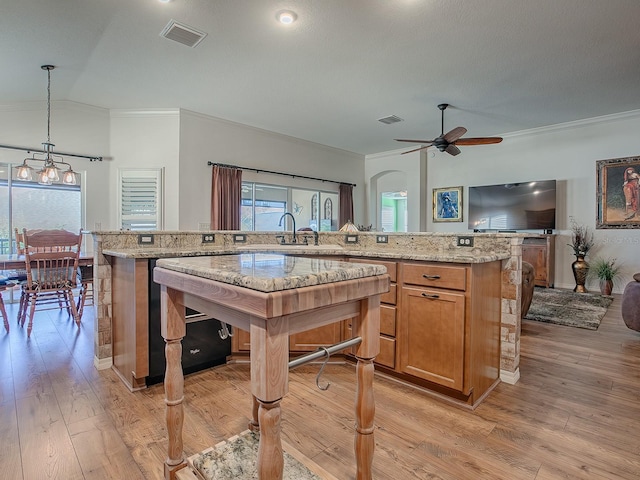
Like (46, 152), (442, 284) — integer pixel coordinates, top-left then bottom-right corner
(396, 103), (503, 156)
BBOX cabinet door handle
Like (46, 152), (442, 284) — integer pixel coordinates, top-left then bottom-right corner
(421, 292), (440, 299)
(422, 274), (441, 280)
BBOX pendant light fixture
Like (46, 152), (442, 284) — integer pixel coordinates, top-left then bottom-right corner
(14, 65), (78, 185)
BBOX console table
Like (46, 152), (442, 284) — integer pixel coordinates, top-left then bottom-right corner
(153, 254), (389, 480)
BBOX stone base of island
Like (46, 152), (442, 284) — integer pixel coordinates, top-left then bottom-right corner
(90, 230), (526, 409)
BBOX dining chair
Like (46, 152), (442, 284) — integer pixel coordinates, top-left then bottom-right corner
(76, 264), (93, 320)
(0, 282), (9, 333)
(19, 229), (82, 337)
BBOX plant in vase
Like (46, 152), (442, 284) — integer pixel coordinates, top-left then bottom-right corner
(567, 218), (594, 293)
(588, 257), (621, 295)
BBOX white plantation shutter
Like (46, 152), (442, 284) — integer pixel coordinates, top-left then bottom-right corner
(118, 168), (164, 230)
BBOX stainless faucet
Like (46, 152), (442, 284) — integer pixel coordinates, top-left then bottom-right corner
(278, 212), (297, 243)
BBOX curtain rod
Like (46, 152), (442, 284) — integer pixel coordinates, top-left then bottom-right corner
(0, 143), (103, 161)
(207, 162), (356, 187)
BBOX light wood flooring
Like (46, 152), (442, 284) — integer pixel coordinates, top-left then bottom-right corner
(0, 295), (639, 479)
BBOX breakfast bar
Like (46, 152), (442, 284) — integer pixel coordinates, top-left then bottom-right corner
(153, 253), (390, 480)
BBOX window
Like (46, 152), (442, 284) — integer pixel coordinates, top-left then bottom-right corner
(118, 168), (163, 231)
(241, 181), (339, 232)
(0, 162), (82, 253)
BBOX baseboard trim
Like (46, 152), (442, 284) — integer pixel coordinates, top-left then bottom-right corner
(94, 355), (112, 371)
(500, 368), (520, 385)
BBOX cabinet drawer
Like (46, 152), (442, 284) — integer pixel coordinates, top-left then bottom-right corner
(402, 263), (467, 291)
(376, 336), (396, 369)
(350, 258), (397, 282)
(380, 305), (396, 337)
(381, 284), (397, 305)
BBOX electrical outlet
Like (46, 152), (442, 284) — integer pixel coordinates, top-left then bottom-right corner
(138, 234), (154, 245)
(376, 235), (388, 244)
(201, 234), (215, 244)
(457, 236), (474, 247)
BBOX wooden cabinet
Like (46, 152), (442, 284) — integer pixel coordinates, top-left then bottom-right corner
(398, 260), (502, 405)
(522, 235), (555, 287)
(348, 257), (397, 369)
(400, 276), (467, 391)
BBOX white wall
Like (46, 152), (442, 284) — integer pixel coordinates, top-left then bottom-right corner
(109, 109), (181, 230)
(0, 101), (111, 231)
(364, 149), (427, 231)
(367, 111), (640, 293)
(178, 110), (364, 230)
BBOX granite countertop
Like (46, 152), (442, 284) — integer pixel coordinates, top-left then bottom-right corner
(155, 254), (388, 292)
(103, 245), (508, 264)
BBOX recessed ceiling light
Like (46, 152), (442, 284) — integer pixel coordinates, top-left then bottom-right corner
(159, 0), (171, 3)
(276, 10), (297, 24)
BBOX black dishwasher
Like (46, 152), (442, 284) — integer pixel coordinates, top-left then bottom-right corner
(147, 259), (231, 385)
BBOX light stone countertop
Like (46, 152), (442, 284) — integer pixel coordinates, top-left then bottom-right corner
(155, 254), (387, 292)
(103, 245), (509, 264)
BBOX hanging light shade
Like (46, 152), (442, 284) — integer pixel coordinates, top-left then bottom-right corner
(12, 65), (78, 186)
(15, 159), (35, 181)
(62, 166), (77, 185)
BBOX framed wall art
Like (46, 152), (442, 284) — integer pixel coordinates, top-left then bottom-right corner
(596, 155), (640, 229)
(433, 186), (463, 222)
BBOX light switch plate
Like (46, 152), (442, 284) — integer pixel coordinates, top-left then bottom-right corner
(233, 234), (247, 243)
(345, 234), (359, 244)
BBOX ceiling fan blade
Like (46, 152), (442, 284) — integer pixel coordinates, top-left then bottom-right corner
(443, 127), (467, 143)
(401, 145), (432, 155)
(455, 137), (503, 146)
(395, 138), (435, 144)
(445, 144), (461, 156)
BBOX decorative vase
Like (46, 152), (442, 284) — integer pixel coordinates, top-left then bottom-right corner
(600, 279), (613, 295)
(572, 255), (590, 293)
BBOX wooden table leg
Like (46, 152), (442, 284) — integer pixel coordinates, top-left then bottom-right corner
(250, 315), (289, 480)
(257, 400), (284, 479)
(354, 359), (375, 480)
(161, 287), (187, 480)
(352, 296), (380, 480)
(248, 395), (260, 432)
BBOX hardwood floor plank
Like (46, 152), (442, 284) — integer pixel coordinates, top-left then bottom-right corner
(17, 392), (85, 479)
(0, 398), (22, 479)
(67, 412), (147, 479)
(1, 293), (639, 479)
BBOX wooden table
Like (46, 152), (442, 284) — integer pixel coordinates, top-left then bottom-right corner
(153, 254), (389, 480)
(0, 252), (93, 270)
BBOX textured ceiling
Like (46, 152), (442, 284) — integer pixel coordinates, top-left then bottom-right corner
(2, 0), (640, 155)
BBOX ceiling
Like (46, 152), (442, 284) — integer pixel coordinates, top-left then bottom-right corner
(2, 0), (640, 156)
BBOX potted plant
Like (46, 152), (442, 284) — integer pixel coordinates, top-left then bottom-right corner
(567, 218), (594, 293)
(589, 257), (621, 295)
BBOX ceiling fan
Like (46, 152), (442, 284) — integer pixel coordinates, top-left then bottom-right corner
(395, 104), (503, 156)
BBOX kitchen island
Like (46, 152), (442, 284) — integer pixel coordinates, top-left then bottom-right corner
(153, 253), (389, 480)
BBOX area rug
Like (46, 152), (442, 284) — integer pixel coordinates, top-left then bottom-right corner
(188, 430), (333, 480)
(524, 287), (613, 330)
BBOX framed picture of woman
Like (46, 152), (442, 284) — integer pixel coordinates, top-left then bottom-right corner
(596, 156), (640, 229)
(433, 186), (463, 222)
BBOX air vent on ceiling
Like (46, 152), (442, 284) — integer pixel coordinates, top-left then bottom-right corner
(377, 115), (403, 125)
(160, 19), (207, 48)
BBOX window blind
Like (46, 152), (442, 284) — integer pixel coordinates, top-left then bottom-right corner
(118, 169), (163, 231)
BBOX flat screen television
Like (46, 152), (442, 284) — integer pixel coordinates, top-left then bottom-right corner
(468, 180), (556, 231)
